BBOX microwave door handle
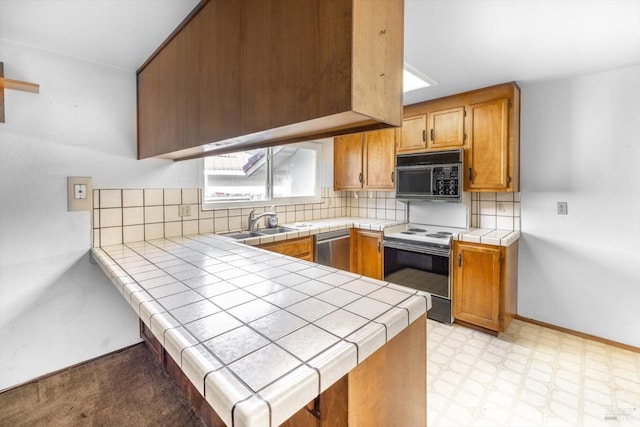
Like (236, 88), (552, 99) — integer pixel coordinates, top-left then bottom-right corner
(431, 168), (436, 195)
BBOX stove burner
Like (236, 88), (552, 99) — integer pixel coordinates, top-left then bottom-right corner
(426, 234), (449, 238)
(436, 231), (453, 236)
(401, 231), (416, 235)
(408, 228), (426, 232)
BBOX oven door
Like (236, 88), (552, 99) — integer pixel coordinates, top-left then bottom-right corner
(383, 242), (452, 324)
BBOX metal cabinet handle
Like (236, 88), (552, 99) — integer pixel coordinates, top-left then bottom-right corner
(458, 253), (462, 267)
(422, 129), (426, 142)
(430, 129), (434, 141)
(468, 168), (473, 182)
(306, 396), (321, 420)
(391, 171), (395, 183)
(358, 172), (363, 183)
(377, 241), (381, 253)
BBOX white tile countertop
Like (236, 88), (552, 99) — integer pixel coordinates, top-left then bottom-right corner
(455, 228), (520, 247)
(216, 215), (519, 247)
(220, 217), (403, 246)
(92, 232), (431, 427)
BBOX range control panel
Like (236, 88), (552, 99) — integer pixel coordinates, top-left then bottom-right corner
(433, 166), (460, 197)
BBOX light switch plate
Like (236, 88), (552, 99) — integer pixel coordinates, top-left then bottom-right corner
(68, 177), (93, 211)
(557, 201), (568, 215)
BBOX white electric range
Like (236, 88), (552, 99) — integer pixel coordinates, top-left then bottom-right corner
(382, 202), (469, 324)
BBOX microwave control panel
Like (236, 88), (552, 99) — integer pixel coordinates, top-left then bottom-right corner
(433, 166), (460, 197)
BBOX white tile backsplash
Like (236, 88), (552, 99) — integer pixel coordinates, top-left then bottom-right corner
(123, 207), (144, 226)
(164, 189), (181, 205)
(93, 187), (403, 247)
(100, 189), (121, 208)
(144, 206), (163, 224)
(144, 189), (163, 206)
(471, 192), (521, 231)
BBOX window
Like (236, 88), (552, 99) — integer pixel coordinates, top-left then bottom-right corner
(202, 142), (322, 208)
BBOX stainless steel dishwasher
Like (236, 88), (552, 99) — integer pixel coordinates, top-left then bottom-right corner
(314, 229), (350, 271)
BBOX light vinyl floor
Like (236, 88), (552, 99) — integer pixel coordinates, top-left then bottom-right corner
(427, 319), (640, 427)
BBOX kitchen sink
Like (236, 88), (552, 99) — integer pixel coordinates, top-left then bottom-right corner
(220, 231), (264, 239)
(219, 227), (296, 240)
(255, 227), (296, 235)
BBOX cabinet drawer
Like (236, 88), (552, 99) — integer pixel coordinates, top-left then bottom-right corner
(258, 236), (314, 260)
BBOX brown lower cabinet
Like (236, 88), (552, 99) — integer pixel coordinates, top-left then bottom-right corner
(140, 314), (426, 427)
(350, 229), (383, 280)
(257, 236), (314, 261)
(452, 240), (518, 334)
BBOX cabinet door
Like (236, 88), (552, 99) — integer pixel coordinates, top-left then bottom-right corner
(397, 115), (427, 153)
(334, 134), (363, 190)
(452, 242), (501, 331)
(427, 106), (465, 150)
(351, 230), (383, 280)
(466, 98), (510, 190)
(363, 129), (396, 190)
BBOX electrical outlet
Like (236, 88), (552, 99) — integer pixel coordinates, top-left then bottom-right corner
(74, 184), (87, 199)
(557, 202), (568, 215)
(179, 205), (191, 217)
(67, 177), (92, 211)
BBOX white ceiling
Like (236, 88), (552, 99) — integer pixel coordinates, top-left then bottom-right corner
(0, 0), (199, 71)
(1, 0), (639, 105)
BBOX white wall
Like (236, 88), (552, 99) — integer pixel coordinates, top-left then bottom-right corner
(0, 41), (201, 390)
(519, 65), (640, 347)
(2, 41), (637, 391)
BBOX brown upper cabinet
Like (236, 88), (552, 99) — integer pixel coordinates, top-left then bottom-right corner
(427, 106), (466, 150)
(397, 114), (427, 152)
(400, 82), (520, 192)
(137, 0), (404, 161)
(466, 97), (511, 191)
(334, 128), (396, 191)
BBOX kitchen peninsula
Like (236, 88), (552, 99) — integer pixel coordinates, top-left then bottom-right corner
(92, 230), (430, 427)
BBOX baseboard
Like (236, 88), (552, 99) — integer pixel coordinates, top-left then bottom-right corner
(453, 319), (499, 337)
(514, 315), (640, 354)
(0, 341), (144, 394)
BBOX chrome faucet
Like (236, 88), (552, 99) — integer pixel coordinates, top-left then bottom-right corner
(248, 208), (277, 231)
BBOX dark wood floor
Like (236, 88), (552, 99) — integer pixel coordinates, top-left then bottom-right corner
(0, 343), (205, 427)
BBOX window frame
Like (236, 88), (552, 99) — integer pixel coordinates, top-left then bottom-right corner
(201, 141), (323, 210)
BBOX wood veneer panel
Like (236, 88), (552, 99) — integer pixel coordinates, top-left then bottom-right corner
(282, 376), (349, 427)
(351, 229), (383, 280)
(137, 0), (402, 160)
(198, 1), (241, 145)
(257, 236), (314, 260)
(348, 315), (427, 427)
(352, 0), (403, 125)
(503, 240), (519, 331)
(467, 97), (509, 190)
(453, 242), (502, 331)
(334, 133), (364, 190)
(363, 128), (396, 189)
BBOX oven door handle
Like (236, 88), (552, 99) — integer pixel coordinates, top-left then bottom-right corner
(382, 240), (451, 257)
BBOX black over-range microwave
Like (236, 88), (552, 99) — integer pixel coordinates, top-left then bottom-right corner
(395, 149), (463, 202)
